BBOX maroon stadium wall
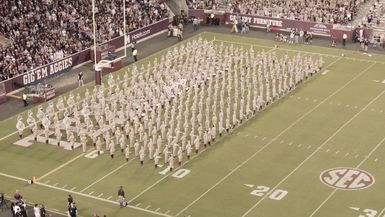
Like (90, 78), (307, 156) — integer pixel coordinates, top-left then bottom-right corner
(0, 83), (6, 104)
(0, 18), (169, 94)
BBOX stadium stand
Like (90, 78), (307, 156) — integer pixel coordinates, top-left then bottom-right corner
(186, 0), (214, 9)
(360, 0), (385, 47)
(0, 0), (168, 81)
(187, 0), (365, 25)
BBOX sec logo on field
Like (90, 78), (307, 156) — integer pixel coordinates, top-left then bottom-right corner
(320, 168), (375, 190)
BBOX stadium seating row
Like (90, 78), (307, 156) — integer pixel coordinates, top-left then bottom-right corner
(187, 0), (364, 25)
(0, 0), (168, 81)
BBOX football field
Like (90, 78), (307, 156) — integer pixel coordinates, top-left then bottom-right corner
(1, 32), (385, 217)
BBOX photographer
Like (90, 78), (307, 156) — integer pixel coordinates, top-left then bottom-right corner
(13, 200), (27, 217)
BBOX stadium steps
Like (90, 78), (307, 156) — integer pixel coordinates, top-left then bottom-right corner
(0, 35), (10, 48)
(352, 0), (385, 36)
(352, 0), (376, 26)
(166, 0), (187, 16)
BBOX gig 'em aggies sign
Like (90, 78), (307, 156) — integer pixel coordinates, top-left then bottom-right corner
(320, 168), (375, 190)
(22, 57), (73, 85)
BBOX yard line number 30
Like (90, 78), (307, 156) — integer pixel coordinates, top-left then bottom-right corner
(250, 185), (288, 201)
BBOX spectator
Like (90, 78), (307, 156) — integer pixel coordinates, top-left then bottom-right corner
(132, 48), (138, 62)
(193, 18), (199, 31)
(187, 0), (363, 25)
(117, 186), (126, 207)
(68, 202), (77, 217)
(34, 204), (41, 217)
(364, 38), (369, 52)
(118, 186), (125, 198)
(40, 205), (46, 217)
(342, 33), (347, 47)
(67, 194), (73, 207)
(22, 92), (28, 107)
(14, 190), (22, 202)
(78, 72), (84, 87)
(0, 0), (169, 81)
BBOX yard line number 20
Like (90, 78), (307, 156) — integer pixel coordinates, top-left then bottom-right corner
(250, 186), (288, 201)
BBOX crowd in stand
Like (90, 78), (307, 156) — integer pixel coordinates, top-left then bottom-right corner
(360, 1), (385, 49)
(0, 0), (168, 81)
(186, 0), (214, 9)
(187, 0), (364, 25)
(230, 0), (363, 24)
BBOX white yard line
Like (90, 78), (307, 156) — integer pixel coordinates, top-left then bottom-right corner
(214, 39), (385, 64)
(0, 171), (172, 217)
(0, 131), (18, 142)
(80, 158), (136, 193)
(174, 61), (375, 217)
(36, 149), (94, 181)
(127, 147), (209, 204)
(0, 172), (29, 182)
(243, 83), (384, 217)
(377, 207), (385, 217)
(309, 135), (385, 217)
(36, 181), (173, 217)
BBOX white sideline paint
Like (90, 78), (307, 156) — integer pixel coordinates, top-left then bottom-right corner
(243, 85), (384, 217)
(174, 61), (375, 217)
(377, 207), (385, 217)
(309, 134), (385, 217)
(0, 171), (172, 217)
(0, 131), (18, 142)
(214, 39), (385, 64)
(80, 158), (136, 193)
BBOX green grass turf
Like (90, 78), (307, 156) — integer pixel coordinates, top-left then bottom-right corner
(1, 32), (385, 217)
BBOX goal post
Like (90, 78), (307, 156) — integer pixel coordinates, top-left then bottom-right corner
(91, 0), (127, 85)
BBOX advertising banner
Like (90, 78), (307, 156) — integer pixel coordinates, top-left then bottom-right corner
(226, 13), (333, 36)
(128, 19), (170, 43)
